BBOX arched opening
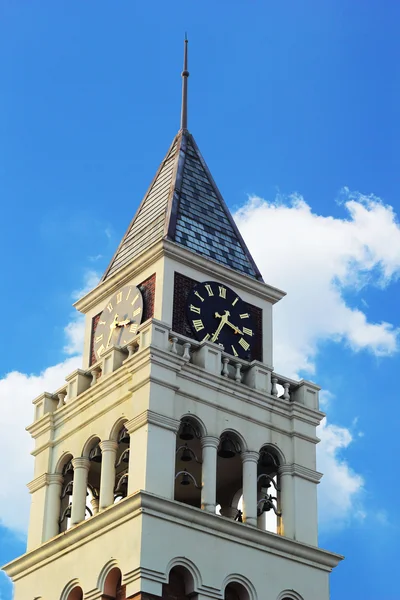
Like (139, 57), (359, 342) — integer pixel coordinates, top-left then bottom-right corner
(114, 425), (130, 502)
(85, 436), (101, 518)
(162, 566), (195, 600)
(224, 582), (250, 600)
(216, 432), (243, 521)
(103, 566), (125, 599)
(59, 454), (74, 533)
(66, 586), (83, 600)
(257, 445), (281, 534)
(174, 418), (203, 508)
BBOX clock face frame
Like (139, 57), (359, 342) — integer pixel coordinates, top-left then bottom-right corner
(186, 280), (254, 359)
(93, 285), (143, 360)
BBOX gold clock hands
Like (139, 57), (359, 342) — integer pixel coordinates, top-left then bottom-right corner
(107, 314), (119, 348)
(225, 320), (243, 335)
(211, 310), (230, 343)
(115, 318), (130, 327)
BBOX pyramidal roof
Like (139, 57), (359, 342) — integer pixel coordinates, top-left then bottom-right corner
(101, 41), (263, 283)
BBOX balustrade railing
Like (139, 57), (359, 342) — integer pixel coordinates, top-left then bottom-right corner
(32, 319), (319, 421)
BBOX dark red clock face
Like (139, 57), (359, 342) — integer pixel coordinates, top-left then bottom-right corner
(186, 281), (254, 359)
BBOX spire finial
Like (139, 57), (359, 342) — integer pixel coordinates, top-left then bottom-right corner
(180, 35), (189, 131)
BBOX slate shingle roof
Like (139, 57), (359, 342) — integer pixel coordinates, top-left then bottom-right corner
(102, 130), (263, 282)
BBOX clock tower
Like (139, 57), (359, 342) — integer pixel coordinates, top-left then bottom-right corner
(2, 40), (342, 600)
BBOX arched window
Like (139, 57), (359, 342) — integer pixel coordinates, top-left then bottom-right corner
(103, 566), (125, 599)
(114, 425), (130, 502)
(216, 431), (243, 521)
(65, 585), (83, 600)
(162, 566), (195, 600)
(59, 455), (74, 533)
(257, 446), (281, 534)
(224, 582), (250, 600)
(174, 418), (203, 508)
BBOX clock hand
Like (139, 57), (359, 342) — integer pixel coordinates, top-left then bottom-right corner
(107, 315), (119, 347)
(225, 320), (243, 335)
(115, 318), (130, 327)
(211, 310), (230, 343)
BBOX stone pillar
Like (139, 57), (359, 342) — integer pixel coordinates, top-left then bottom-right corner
(278, 465), (295, 538)
(71, 457), (90, 525)
(43, 473), (63, 541)
(99, 440), (119, 510)
(200, 436), (219, 513)
(241, 450), (259, 526)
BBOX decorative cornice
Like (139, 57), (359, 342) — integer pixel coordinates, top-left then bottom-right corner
(126, 411), (181, 435)
(74, 243), (165, 314)
(2, 491), (343, 582)
(27, 473), (63, 494)
(279, 463), (323, 484)
(162, 239), (286, 304)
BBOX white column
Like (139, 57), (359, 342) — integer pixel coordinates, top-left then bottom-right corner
(43, 474), (63, 541)
(99, 440), (119, 509)
(71, 457), (90, 525)
(278, 465), (295, 538)
(201, 436), (219, 513)
(241, 450), (259, 526)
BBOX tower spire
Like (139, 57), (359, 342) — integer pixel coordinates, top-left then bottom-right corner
(180, 35), (189, 131)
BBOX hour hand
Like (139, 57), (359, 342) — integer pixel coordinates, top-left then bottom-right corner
(116, 319), (130, 327)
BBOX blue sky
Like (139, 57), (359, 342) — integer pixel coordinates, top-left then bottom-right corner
(1, 2), (400, 599)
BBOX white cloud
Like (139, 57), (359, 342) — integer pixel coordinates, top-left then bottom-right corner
(0, 356), (81, 535)
(0, 272), (100, 536)
(235, 189), (400, 525)
(317, 419), (364, 528)
(235, 190), (400, 377)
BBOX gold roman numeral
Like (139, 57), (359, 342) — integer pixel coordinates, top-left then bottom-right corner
(116, 292), (123, 304)
(192, 319), (205, 332)
(232, 297), (239, 306)
(202, 333), (211, 342)
(129, 323), (138, 334)
(243, 327), (253, 336)
(97, 344), (105, 356)
(194, 290), (204, 302)
(239, 313), (250, 319)
(107, 303), (113, 313)
(99, 320), (106, 325)
(126, 288), (132, 301)
(95, 334), (103, 343)
(238, 338), (250, 351)
(205, 284), (214, 296)
(133, 307), (141, 317)
(219, 286), (227, 299)
(231, 345), (238, 357)
(190, 304), (201, 314)
(131, 294), (139, 305)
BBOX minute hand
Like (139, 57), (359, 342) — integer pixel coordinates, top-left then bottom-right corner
(225, 320), (243, 335)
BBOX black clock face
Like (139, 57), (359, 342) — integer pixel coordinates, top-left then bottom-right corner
(186, 281), (254, 359)
(93, 285), (143, 360)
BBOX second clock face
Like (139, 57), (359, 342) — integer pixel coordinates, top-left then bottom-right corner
(93, 285), (143, 360)
(186, 281), (254, 359)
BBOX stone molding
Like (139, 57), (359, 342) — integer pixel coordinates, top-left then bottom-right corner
(241, 450), (260, 464)
(99, 440), (119, 453)
(279, 463), (323, 484)
(3, 491), (343, 581)
(201, 436), (220, 450)
(126, 411), (180, 435)
(27, 473), (63, 494)
(72, 457), (90, 471)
